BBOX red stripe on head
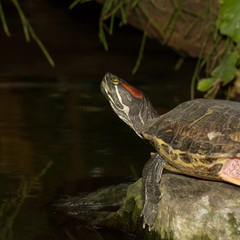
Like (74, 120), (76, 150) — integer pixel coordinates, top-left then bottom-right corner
(121, 82), (143, 98)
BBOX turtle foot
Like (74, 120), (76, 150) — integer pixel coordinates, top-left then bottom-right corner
(141, 201), (158, 230)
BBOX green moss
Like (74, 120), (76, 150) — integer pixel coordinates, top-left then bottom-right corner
(228, 213), (240, 238)
(191, 234), (211, 240)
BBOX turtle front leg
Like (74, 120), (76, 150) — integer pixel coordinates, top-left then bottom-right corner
(142, 152), (165, 230)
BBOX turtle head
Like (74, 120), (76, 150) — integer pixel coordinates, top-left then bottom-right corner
(101, 72), (159, 138)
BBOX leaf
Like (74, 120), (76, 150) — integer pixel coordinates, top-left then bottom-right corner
(197, 52), (238, 93)
(69, 0), (92, 10)
(132, 31), (147, 74)
(0, 3), (11, 36)
(211, 52), (238, 85)
(197, 78), (215, 91)
(12, 0), (55, 66)
(217, 0), (240, 43)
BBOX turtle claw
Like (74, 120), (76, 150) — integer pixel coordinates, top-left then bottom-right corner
(142, 222), (154, 231)
(142, 223), (146, 229)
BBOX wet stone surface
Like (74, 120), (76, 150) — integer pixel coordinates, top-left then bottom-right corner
(58, 173), (240, 240)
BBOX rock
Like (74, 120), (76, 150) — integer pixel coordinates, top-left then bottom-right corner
(152, 173), (240, 240)
(55, 173), (240, 240)
(54, 183), (129, 224)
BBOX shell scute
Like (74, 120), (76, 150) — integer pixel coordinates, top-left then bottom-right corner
(175, 137), (192, 152)
(178, 153), (191, 164)
(157, 127), (175, 143)
(188, 141), (202, 154)
(198, 141), (214, 155)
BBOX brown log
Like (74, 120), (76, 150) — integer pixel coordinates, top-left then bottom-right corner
(95, 0), (222, 59)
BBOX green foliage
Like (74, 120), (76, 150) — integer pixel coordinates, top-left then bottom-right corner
(217, 0), (240, 43)
(195, 0), (240, 98)
(197, 52), (238, 97)
(197, 78), (215, 92)
(189, 0), (240, 98)
(0, 0), (55, 67)
(208, 52), (238, 85)
(0, 3), (10, 36)
(69, 0), (92, 10)
(132, 31), (147, 74)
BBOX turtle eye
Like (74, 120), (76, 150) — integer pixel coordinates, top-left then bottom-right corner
(112, 79), (119, 85)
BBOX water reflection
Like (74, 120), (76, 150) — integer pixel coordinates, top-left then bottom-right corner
(0, 91), (35, 176)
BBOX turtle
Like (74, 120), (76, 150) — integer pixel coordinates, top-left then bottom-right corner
(100, 72), (240, 229)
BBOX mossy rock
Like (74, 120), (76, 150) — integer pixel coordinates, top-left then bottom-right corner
(55, 173), (240, 240)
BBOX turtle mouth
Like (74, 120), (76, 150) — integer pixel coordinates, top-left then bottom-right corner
(101, 80), (117, 108)
(220, 158), (240, 185)
(100, 78), (115, 101)
(100, 80), (108, 96)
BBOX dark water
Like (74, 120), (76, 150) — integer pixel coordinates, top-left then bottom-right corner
(0, 1), (197, 239)
(0, 76), (193, 240)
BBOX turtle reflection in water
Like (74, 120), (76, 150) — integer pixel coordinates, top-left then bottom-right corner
(101, 72), (240, 229)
